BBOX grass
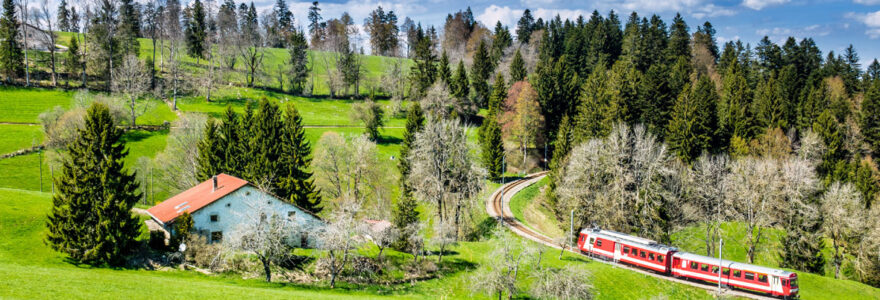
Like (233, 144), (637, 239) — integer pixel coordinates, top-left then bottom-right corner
(0, 124), (44, 155)
(507, 177), (564, 238)
(0, 187), (714, 299)
(0, 87), (72, 123)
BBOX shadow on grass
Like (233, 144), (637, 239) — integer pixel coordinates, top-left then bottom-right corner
(121, 130), (162, 143)
(377, 135), (402, 145)
(467, 217), (499, 241)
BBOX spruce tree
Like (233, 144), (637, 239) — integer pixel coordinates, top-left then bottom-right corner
(481, 113), (504, 181)
(280, 104), (322, 213)
(118, 0), (141, 56)
(0, 0), (24, 82)
(779, 208), (825, 274)
(488, 73), (506, 117)
(717, 58), (754, 144)
(509, 48), (526, 83)
(46, 103), (141, 266)
(451, 60), (469, 101)
(797, 82), (829, 130)
(197, 120), (223, 181)
(546, 115), (572, 214)
(863, 81), (880, 156)
(58, 0), (71, 32)
(471, 40), (492, 108)
(667, 76), (718, 163)
(185, 0), (208, 60)
(516, 9), (535, 44)
(753, 75), (786, 130)
(288, 29), (309, 94)
(437, 50), (451, 84)
(64, 37), (83, 86)
(640, 63), (672, 138)
(248, 99), (285, 191)
(574, 63), (615, 140)
(813, 109), (842, 176)
(219, 105), (243, 176)
(410, 26), (436, 97)
(491, 21), (512, 65)
(394, 102), (424, 241)
(666, 13), (690, 61)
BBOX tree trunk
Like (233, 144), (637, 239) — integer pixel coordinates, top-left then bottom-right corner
(262, 258), (272, 282)
(130, 96), (136, 128)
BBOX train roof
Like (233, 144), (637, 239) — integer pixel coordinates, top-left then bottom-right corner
(580, 228), (677, 252)
(673, 252), (796, 277)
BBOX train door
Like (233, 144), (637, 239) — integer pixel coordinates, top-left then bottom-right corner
(613, 242), (622, 262)
(770, 275), (782, 296)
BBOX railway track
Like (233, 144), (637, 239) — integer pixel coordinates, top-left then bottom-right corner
(486, 172), (776, 300)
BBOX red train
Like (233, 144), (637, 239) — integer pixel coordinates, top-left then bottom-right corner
(577, 228), (799, 299)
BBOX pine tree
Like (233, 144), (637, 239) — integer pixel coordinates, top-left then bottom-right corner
(248, 99), (285, 191)
(471, 40), (492, 108)
(717, 58), (754, 144)
(219, 105), (243, 176)
(118, 0), (141, 56)
(574, 63), (615, 140)
(516, 9), (535, 44)
(798, 82), (829, 130)
(481, 113), (504, 181)
(640, 63), (672, 138)
(280, 104), (322, 213)
(813, 109), (842, 176)
(666, 13), (690, 61)
(509, 48), (526, 83)
(0, 0), (24, 82)
(779, 208), (825, 274)
(45, 103), (141, 266)
(488, 73), (506, 117)
(64, 37), (83, 86)
(197, 120), (224, 181)
(533, 56), (580, 147)
(667, 76), (718, 163)
(185, 0), (208, 60)
(288, 29), (310, 94)
(58, 0), (72, 32)
(451, 60), (469, 101)
(437, 50), (451, 84)
(410, 25), (436, 97)
(753, 75), (786, 130)
(491, 21), (512, 66)
(863, 81), (880, 156)
(398, 102), (425, 190)
(545, 115), (572, 214)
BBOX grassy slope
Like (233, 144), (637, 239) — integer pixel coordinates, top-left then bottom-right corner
(0, 187), (712, 299)
(0, 124), (43, 155)
(0, 87), (72, 123)
(508, 177), (565, 238)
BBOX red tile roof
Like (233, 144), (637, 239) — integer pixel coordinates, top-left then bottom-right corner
(147, 173), (249, 225)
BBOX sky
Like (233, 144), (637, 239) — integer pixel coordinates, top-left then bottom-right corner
(261, 0), (880, 68)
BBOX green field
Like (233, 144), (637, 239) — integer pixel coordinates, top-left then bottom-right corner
(0, 124), (43, 155)
(0, 87), (73, 123)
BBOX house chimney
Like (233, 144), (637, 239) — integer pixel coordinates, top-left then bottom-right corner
(212, 176), (218, 192)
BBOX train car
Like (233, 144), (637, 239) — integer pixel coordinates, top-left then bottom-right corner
(672, 252), (799, 299)
(577, 228), (677, 273)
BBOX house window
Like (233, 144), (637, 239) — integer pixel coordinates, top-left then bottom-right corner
(744, 272), (755, 280)
(301, 232), (308, 247)
(288, 211), (296, 219)
(210, 214), (219, 222)
(226, 203), (231, 207)
(211, 231), (223, 242)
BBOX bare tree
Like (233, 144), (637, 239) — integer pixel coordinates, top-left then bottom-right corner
(162, 0), (184, 109)
(368, 222), (398, 259)
(431, 219), (457, 263)
(724, 157), (781, 264)
(313, 132), (384, 206)
(224, 194), (301, 282)
(317, 198), (365, 288)
(408, 118), (485, 239)
(36, 0), (59, 86)
(470, 229), (537, 300)
(237, 16), (264, 87)
(557, 124), (675, 241)
(39, 106), (85, 149)
(112, 55), (151, 128)
(18, 0), (31, 86)
(821, 182), (865, 279)
(687, 153), (729, 257)
(856, 204), (880, 284)
(153, 113), (207, 195)
(403, 221), (425, 261)
(530, 265), (594, 300)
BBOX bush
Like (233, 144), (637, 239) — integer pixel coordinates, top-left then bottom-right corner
(185, 234), (224, 270)
(148, 230), (168, 251)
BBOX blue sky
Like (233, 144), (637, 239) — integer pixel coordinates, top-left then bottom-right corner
(267, 0), (880, 67)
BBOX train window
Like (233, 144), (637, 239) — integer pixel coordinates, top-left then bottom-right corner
(624, 246), (630, 253)
(712, 266), (719, 274)
(744, 272), (755, 281)
(790, 278), (798, 288)
(700, 264), (709, 272)
(722, 268), (730, 276)
(690, 262), (698, 270)
(640, 251), (646, 258)
(649, 253), (655, 260)
(596, 240), (602, 247)
(782, 279), (788, 287)
(733, 270), (741, 277)
(758, 274), (767, 283)
(658, 255), (664, 263)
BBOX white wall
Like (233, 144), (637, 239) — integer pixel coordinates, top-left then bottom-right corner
(183, 185), (324, 247)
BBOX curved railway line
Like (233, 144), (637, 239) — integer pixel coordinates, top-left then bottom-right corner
(486, 172), (777, 300)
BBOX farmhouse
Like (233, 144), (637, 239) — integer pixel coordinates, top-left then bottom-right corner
(146, 173), (324, 247)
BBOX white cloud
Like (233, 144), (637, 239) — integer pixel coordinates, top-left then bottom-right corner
(589, 0), (737, 19)
(854, 0), (880, 5)
(847, 10), (880, 38)
(477, 5), (523, 28)
(755, 24), (833, 43)
(742, 0), (789, 10)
